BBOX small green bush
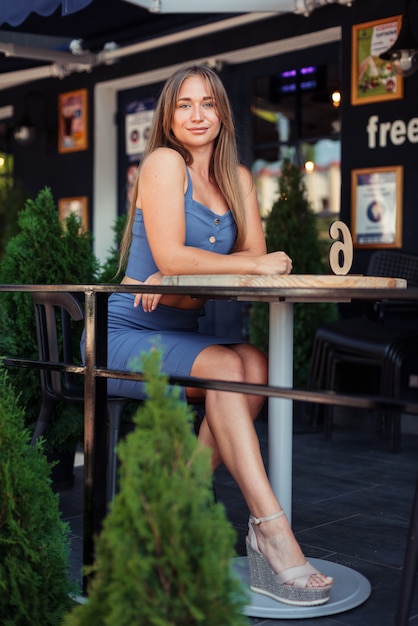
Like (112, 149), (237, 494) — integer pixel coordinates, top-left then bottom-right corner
(0, 301), (16, 356)
(64, 350), (249, 626)
(249, 159), (339, 387)
(98, 213), (127, 283)
(0, 187), (100, 449)
(0, 179), (28, 262)
(0, 365), (78, 624)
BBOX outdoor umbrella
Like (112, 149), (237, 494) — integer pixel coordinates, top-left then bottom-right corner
(0, 0), (93, 27)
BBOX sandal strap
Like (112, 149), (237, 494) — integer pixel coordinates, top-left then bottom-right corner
(276, 561), (321, 588)
(249, 510), (285, 525)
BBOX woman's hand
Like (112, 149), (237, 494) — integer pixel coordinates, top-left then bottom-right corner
(133, 271), (163, 312)
(255, 251), (293, 275)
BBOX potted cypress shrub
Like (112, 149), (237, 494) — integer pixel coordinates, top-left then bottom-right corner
(63, 350), (249, 626)
(249, 159), (339, 390)
(0, 364), (78, 624)
(98, 213), (127, 283)
(0, 187), (100, 461)
(0, 179), (27, 261)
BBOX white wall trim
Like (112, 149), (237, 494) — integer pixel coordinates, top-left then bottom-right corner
(93, 25), (341, 262)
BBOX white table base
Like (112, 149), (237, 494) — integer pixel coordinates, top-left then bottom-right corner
(268, 301), (294, 521)
(259, 301), (371, 618)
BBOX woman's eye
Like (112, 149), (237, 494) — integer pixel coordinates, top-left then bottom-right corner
(203, 102), (214, 108)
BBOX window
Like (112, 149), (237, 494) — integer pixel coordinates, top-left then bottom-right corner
(252, 60), (341, 222)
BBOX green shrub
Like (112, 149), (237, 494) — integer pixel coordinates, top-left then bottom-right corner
(0, 301), (16, 356)
(249, 159), (339, 387)
(0, 187), (100, 449)
(0, 365), (78, 624)
(64, 350), (249, 626)
(98, 213), (127, 283)
(0, 179), (28, 262)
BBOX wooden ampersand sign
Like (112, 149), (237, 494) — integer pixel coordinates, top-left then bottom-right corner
(328, 220), (353, 275)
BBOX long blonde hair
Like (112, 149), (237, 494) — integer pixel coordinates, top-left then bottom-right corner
(118, 64), (246, 274)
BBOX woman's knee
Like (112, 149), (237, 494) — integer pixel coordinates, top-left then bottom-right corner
(232, 344), (268, 385)
(191, 344), (246, 382)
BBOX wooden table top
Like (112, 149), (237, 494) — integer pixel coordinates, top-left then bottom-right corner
(162, 274), (408, 302)
(162, 274), (406, 289)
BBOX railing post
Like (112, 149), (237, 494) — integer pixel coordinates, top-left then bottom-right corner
(82, 288), (108, 591)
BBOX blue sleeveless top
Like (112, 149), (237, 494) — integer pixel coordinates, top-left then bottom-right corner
(125, 167), (237, 281)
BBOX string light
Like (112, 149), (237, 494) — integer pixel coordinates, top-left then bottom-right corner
(331, 90), (341, 107)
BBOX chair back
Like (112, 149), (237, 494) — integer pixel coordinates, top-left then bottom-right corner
(366, 251), (418, 327)
(367, 251), (418, 287)
(32, 291), (84, 401)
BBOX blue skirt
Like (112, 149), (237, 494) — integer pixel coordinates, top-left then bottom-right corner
(81, 292), (237, 401)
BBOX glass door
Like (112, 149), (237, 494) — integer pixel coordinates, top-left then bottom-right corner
(251, 54), (341, 232)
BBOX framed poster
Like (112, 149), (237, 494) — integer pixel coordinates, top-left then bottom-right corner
(58, 89), (88, 153)
(58, 196), (88, 230)
(125, 98), (155, 158)
(351, 16), (403, 105)
(351, 166), (403, 248)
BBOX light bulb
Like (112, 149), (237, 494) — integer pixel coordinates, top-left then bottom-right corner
(13, 125), (36, 146)
(331, 90), (341, 107)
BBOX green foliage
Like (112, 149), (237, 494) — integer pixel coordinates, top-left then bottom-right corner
(98, 213), (127, 283)
(0, 180), (28, 261)
(249, 159), (339, 387)
(0, 365), (78, 624)
(0, 187), (100, 449)
(0, 301), (16, 356)
(64, 350), (249, 626)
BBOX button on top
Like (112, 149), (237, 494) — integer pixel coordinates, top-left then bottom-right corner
(214, 218), (220, 225)
(209, 236), (216, 244)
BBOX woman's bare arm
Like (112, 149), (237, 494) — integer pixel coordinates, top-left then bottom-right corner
(139, 149), (291, 277)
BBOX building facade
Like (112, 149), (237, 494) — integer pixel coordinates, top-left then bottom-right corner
(0, 0), (416, 275)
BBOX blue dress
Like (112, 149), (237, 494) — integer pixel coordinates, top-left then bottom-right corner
(88, 168), (239, 401)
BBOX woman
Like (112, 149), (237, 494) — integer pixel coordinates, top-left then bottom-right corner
(107, 64), (333, 606)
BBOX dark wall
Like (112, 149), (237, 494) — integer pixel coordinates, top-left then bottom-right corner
(339, 0), (418, 273)
(5, 73), (94, 210)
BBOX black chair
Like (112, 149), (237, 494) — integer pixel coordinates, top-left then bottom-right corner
(31, 291), (133, 506)
(308, 251), (418, 450)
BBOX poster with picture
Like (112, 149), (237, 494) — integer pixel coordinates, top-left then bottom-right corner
(125, 98), (155, 158)
(125, 164), (139, 211)
(58, 89), (88, 152)
(351, 166), (403, 248)
(351, 16), (403, 105)
(124, 98), (155, 211)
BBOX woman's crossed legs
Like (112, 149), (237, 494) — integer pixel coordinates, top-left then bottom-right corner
(187, 343), (332, 592)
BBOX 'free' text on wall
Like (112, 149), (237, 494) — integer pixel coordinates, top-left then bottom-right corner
(367, 115), (418, 148)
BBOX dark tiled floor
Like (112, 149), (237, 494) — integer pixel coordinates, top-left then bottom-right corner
(59, 409), (418, 625)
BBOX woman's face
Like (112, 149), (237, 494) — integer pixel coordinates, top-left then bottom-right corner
(171, 75), (221, 150)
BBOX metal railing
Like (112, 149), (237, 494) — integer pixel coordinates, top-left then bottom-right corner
(2, 282), (418, 587)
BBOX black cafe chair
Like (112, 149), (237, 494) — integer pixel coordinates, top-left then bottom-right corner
(308, 250), (418, 450)
(31, 291), (134, 506)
